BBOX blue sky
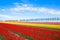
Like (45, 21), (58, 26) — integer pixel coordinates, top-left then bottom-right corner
(0, 0), (60, 20)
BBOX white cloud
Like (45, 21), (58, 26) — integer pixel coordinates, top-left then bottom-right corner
(1, 2), (59, 14)
(9, 3), (60, 14)
(0, 2), (60, 20)
(0, 14), (14, 20)
(1, 2), (60, 14)
(0, 14), (12, 18)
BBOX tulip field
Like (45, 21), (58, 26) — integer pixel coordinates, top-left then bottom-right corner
(0, 22), (60, 40)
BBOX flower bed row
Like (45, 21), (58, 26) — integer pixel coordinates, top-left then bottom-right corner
(0, 24), (27, 40)
(0, 23), (60, 40)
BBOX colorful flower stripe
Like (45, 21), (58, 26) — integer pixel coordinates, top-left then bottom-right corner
(0, 23), (60, 40)
(2, 22), (60, 29)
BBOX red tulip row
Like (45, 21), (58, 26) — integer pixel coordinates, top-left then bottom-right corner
(0, 23), (60, 40)
(0, 24), (27, 40)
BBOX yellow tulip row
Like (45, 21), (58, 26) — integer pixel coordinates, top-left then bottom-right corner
(2, 22), (60, 29)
